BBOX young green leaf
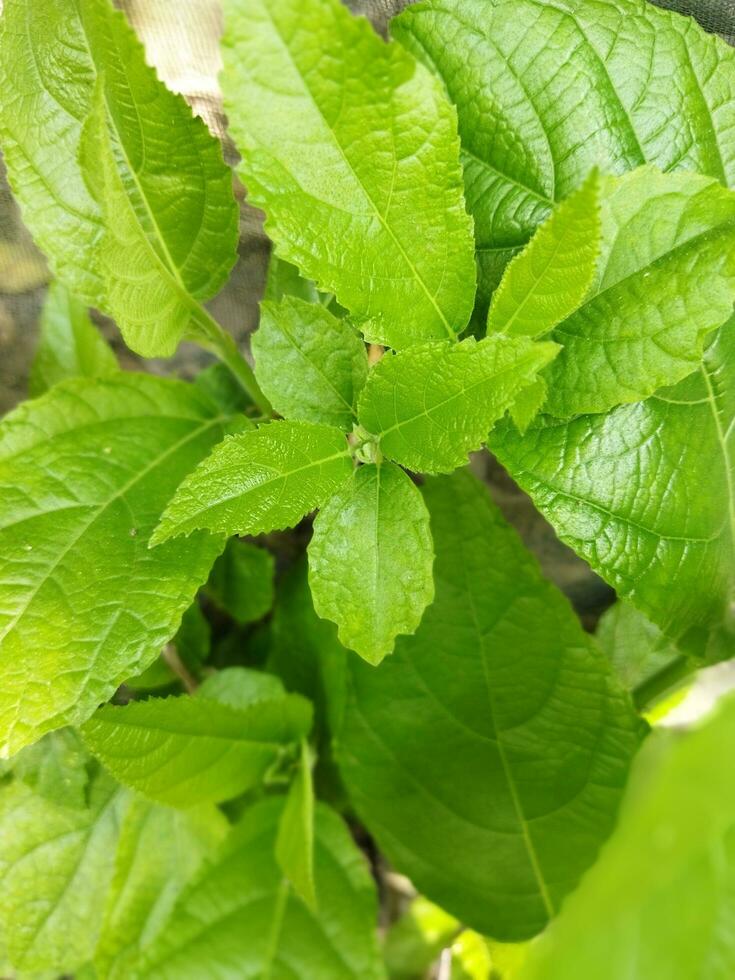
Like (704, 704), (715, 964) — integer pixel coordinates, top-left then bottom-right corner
(492, 318), (735, 658)
(29, 281), (117, 397)
(221, 0), (476, 348)
(487, 171), (601, 338)
(597, 602), (688, 706)
(153, 420), (354, 544)
(0, 0), (105, 304)
(0, 770), (124, 974)
(337, 470), (643, 940)
(0, 374), (236, 757)
(80, 688), (312, 808)
(197, 666), (288, 710)
(521, 695), (735, 980)
(542, 168), (735, 416)
(309, 463), (434, 665)
(253, 297), (369, 429)
(357, 336), (558, 474)
(509, 378), (548, 434)
(206, 539), (275, 626)
(276, 739), (317, 911)
(138, 798), (385, 979)
(0, 0), (238, 341)
(1, 729), (90, 810)
(394, 0), (735, 314)
(94, 796), (227, 980)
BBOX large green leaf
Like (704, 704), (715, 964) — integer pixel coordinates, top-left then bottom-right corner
(0, 0), (238, 341)
(394, 0), (735, 314)
(541, 168), (735, 416)
(253, 297), (369, 430)
(309, 463), (435, 665)
(357, 336), (557, 474)
(487, 171), (601, 339)
(221, 0), (476, 348)
(0, 769), (123, 974)
(0, 374), (235, 757)
(29, 281), (118, 397)
(153, 420), (354, 544)
(521, 695), (735, 980)
(337, 470), (643, 940)
(95, 796), (227, 980)
(492, 319), (735, 657)
(139, 798), (386, 979)
(276, 738), (317, 911)
(80, 685), (312, 807)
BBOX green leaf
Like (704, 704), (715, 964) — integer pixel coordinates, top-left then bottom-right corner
(309, 463), (434, 665)
(383, 896), (460, 980)
(153, 420), (354, 544)
(126, 602), (212, 692)
(29, 281), (117, 397)
(0, 374), (235, 757)
(1, 729), (90, 810)
(541, 168), (735, 416)
(206, 539), (275, 626)
(276, 739), (317, 911)
(509, 378), (547, 435)
(0, 0), (238, 339)
(357, 336), (558, 474)
(94, 796), (227, 980)
(221, 0), (476, 348)
(520, 694), (735, 980)
(491, 318), (735, 657)
(597, 602), (688, 705)
(197, 666), (288, 710)
(0, 769), (124, 974)
(264, 253), (322, 304)
(394, 0), (735, 316)
(487, 171), (601, 338)
(139, 798), (385, 978)
(337, 470), (643, 940)
(80, 686), (312, 808)
(253, 297), (369, 430)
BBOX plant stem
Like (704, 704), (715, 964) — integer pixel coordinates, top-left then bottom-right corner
(191, 305), (273, 416)
(632, 654), (694, 712)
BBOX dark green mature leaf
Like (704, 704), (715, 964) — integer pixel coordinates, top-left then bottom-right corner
(80, 684), (312, 807)
(276, 739), (317, 911)
(0, 769), (123, 974)
(139, 798), (386, 979)
(221, 0), (476, 348)
(542, 168), (735, 416)
(492, 319), (735, 657)
(153, 420), (354, 544)
(0, 374), (236, 757)
(487, 171), (601, 339)
(206, 539), (275, 626)
(357, 336), (558, 474)
(394, 0), (735, 313)
(597, 602), (687, 704)
(95, 796), (227, 980)
(521, 695), (735, 980)
(253, 297), (369, 429)
(309, 463), (435, 664)
(0, 0), (238, 346)
(337, 470), (643, 940)
(29, 281), (117, 397)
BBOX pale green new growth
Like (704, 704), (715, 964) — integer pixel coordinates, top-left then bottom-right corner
(338, 470), (643, 939)
(357, 336), (558, 474)
(276, 739), (317, 911)
(487, 171), (601, 338)
(153, 420), (354, 544)
(221, 0), (476, 348)
(492, 319), (735, 656)
(253, 297), (369, 429)
(0, 374), (235, 757)
(29, 281), (118, 396)
(80, 685), (312, 807)
(139, 798), (385, 978)
(521, 696), (735, 980)
(309, 463), (435, 664)
(543, 169), (735, 416)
